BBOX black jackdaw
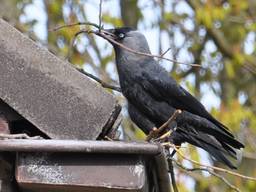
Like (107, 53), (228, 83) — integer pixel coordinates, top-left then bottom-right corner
(96, 27), (244, 169)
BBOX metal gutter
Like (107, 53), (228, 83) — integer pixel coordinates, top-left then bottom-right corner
(0, 139), (171, 192)
(154, 148), (172, 192)
(0, 139), (161, 155)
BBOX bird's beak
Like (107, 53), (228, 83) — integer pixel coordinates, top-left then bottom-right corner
(94, 29), (117, 41)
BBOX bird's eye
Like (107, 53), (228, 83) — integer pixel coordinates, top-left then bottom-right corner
(118, 33), (125, 39)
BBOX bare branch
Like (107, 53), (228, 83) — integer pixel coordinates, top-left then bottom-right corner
(66, 30), (89, 61)
(76, 68), (121, 92)
(156, 110), (182, 134)
(160, 47), (172, 57)
(50, 22), (204, 68)
(159, 47), (172, 58)
(165, 143), (256, 181)
(146, 109), (182, 141)
(95, 31), (203, 68)
(49, 22), (100, 32)
(169, 157), (241, 192)
(99, 0), (103, 32)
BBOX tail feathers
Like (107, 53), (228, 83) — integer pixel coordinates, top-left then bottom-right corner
(200, 142), (237, 169)
(194, 118), (244, 149)
(197, 135), (238, 160)
(206, 114), (234, 138)
(195, 131), (237, 157)
(219, 141), (237, 159)
(172, 128), (240, 169)
(214, 131), (244, 149)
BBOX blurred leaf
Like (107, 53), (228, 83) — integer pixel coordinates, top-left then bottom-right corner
(225, 60), (235, 78)
(102, 14), (122, 27)
(212, 100), (256, 134)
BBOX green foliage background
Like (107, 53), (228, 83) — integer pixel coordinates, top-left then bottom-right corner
(1, 0), (255, 191)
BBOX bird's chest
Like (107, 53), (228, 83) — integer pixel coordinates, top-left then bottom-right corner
(118, 69), (143, 94)
(117, 70), (153, 106)
(122, 82), (174, 124)
(121, 83), (158, 117)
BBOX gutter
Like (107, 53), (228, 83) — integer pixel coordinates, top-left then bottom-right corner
(0, 139), (171, 192)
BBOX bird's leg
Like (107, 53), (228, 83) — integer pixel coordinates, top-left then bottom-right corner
(0, 133), (43, 140)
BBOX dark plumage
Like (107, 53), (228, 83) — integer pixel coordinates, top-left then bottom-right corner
(97, 27), (244, 169)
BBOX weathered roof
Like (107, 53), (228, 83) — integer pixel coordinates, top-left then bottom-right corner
(0, 19), (120, 140)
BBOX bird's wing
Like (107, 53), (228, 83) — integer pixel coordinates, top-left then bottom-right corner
(140, 70), (186, 102)
(141, 70), (232, 137)
(142, 70), (206, 111)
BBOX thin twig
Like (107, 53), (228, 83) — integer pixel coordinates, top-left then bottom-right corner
(160, 47), (172, 57)
(169, 157), (241, 192)
(49, 22), (100, 32)
(95, 31), (203, 68)
(76, 68), (121, 92)
(99, 0), (103, 32)
(155, 129), (173, 141)
(158, 47), (172, 62)
(154, 109), (181, 134)
(146, 109), (182, 141)
(166, 143), (256, 181)
(66, 30), (90, 61)
(51, 23), (203, 68)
